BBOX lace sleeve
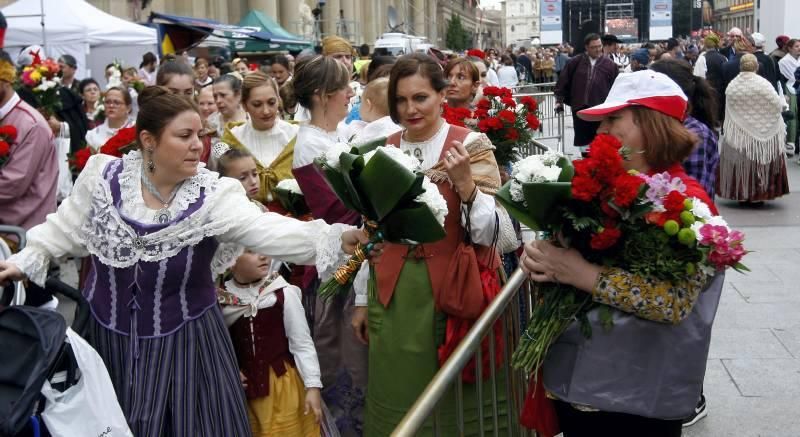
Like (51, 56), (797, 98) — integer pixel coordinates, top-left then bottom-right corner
(7, 154), (113, 286)
(213, 178), (354, 267)
(315, 223), (357, 281)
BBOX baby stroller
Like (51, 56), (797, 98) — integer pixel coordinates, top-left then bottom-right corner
(0, 226), (90, 437)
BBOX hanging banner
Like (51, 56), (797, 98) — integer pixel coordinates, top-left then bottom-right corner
(649, 0), (673, 40)
(540, 0), (563, 45)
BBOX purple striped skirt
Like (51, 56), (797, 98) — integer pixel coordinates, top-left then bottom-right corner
(88, 305), (251, 437)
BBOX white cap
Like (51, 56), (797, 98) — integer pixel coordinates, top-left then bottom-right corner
(728, 27), (743, 37)
(751, 32), (766, 48)
(577, 70), (688, 122)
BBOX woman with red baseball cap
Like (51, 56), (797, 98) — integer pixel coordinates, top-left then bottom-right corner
(520, 70), (725, 436)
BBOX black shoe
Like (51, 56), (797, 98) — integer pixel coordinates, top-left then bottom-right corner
(682, 395), (708, 427)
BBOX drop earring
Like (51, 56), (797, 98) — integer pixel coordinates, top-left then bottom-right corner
(147, 148), (155, 172)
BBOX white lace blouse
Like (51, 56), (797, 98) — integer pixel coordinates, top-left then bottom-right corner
(223, 276), (322, 389)
(8, 151), (352, 286)
(230, 119), (298, 166)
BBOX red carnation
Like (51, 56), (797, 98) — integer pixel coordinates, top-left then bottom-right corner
(505, 128), (520, 141)
(502, 97), (516, 108)
(590, 226), (622, 250)
(477, 118), (491, 132)
(600, 200), (620, 219)
(71, 147), (94, 171)
(473, 107), (489, 119)
(520, 96), (538, 112)
(483, 86), (502, 97)
(612, 173), (644, 208)
(526, 113), (540, 130)
(498, 109), (516, 124)
(477, 99), (491, 110)
(0, 140), (9, 157)
(466, 48), (486, 59)
(100, 127), (138, 157)
(0, 125), (18, 142)
(664, 191), (686, 213)
(490, 117), (505, 130)
(501, 87), (513, 99)
(571, 174), (602, 201)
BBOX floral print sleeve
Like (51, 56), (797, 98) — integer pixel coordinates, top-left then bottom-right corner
(592, 267), (709, 324)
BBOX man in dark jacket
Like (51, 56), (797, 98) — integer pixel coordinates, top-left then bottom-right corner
(517, 46), (533, 83)
(554, 33), (619, 149)
(752, 32), (780, 92)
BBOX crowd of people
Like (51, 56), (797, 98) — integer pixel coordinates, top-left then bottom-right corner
(0, 24), (771, 437)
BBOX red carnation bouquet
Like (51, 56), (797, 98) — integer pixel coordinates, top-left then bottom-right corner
(70, 127), (138, 174)
(444, 86), (540, 167)
(0, 124), (18, 169)
(496, 133), (749, 375)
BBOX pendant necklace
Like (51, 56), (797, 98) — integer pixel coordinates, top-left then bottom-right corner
(141, 167), (184, 224)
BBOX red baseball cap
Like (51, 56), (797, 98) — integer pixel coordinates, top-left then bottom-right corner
(577, 71), (688, 122)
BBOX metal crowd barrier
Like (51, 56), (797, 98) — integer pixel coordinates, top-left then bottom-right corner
(390, 140), (554, 437)
(391, 268), (534, 437)
(512, 85), (567, 155)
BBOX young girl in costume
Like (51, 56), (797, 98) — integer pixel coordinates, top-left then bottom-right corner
(219, 249), (323, 437)
(218, 148), (262, 206)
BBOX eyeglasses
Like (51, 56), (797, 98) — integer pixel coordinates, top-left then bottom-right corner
(104, 100), (126, 107)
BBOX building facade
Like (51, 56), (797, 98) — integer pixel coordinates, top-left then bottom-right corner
(503, 0), (539, 47)
(713, 0), (755, 34)
(0, 0), (449, 49)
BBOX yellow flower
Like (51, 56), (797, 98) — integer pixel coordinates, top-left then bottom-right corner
(29, 70), (42, 82)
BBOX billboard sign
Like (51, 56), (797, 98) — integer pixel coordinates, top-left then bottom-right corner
(650, 0), (673, 40)
(540, 0), (563, 45)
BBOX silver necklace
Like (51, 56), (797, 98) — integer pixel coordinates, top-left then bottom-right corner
(140, 168), (184, 224)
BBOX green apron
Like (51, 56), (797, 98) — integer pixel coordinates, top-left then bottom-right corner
(365, 256), (509, 436)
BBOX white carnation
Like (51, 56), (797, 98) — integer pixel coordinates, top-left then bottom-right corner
(690, 198), (713, 220)
(363, 146), (420, 171)
(416, 177), (448, 227)
(508, 152), (565, 206)
(321, 142), (353, 169)
(276, 178), (302, 194)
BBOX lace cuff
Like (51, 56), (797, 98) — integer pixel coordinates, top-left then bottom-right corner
(210, 243), (245, 276)
(7, 247), (50, 287)
(315, 223), (356, 281)
(353, 260), (370, 306)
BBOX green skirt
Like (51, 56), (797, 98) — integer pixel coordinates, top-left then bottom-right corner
(365, 257), (509, 436)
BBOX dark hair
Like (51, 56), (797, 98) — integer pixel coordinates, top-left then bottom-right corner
(220, 63), (233, 75)
(136, 86), (198, 145)
(78, 78), (99, 94)
(106, 86), (133, 107)
(667, 38), (680, 51)
(58, 54), (77, 68)
(241, 71), (279, 104)
(271, 55), (291, 70)
(500, 54), (513, 66)
(156, 60), (194, 86)
(140, 52), (157, 69)
(213, 73), (243, 94)
(366, 55), (396, 82)
(279, 81), (297, 111)
(631, 106), (698, 169)
(444, 58), (479, 84)
(787, 39), (800, 50)
(218, 148), (254, 177)
(105, 63), (120, 75)
(584, 33), (601, 46)
(359, 43), (370, 57)
(388, 53), (447, 123)
(649, 58), (719, 129)
(292, 55), (350, 110)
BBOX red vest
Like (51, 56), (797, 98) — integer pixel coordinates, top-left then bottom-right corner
(375, 125), (500, 319)
(229, 289), (295, 400)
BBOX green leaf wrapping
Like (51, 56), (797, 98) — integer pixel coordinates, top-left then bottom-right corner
(358, 149), (420, 221)
(274, 188), (310, 216)
(382, 202), (447, 243)
(495, 181), (572, 231)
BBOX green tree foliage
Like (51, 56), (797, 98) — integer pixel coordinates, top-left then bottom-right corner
(445, 13), (471, 51)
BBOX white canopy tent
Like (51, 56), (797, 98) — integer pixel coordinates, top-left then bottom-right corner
(2, 0), (157, 83)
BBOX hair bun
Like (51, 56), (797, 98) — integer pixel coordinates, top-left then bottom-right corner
(138, 85), (172, 107)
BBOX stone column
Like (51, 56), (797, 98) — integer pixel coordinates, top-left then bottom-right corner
(322, 0), (341, 37)
(280, 0), (303, 37)
(340, 0), (355, 42)
(249, 0), (277, 22)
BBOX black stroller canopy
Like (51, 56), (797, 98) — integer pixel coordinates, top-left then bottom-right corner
(0, 307), (66, 435)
